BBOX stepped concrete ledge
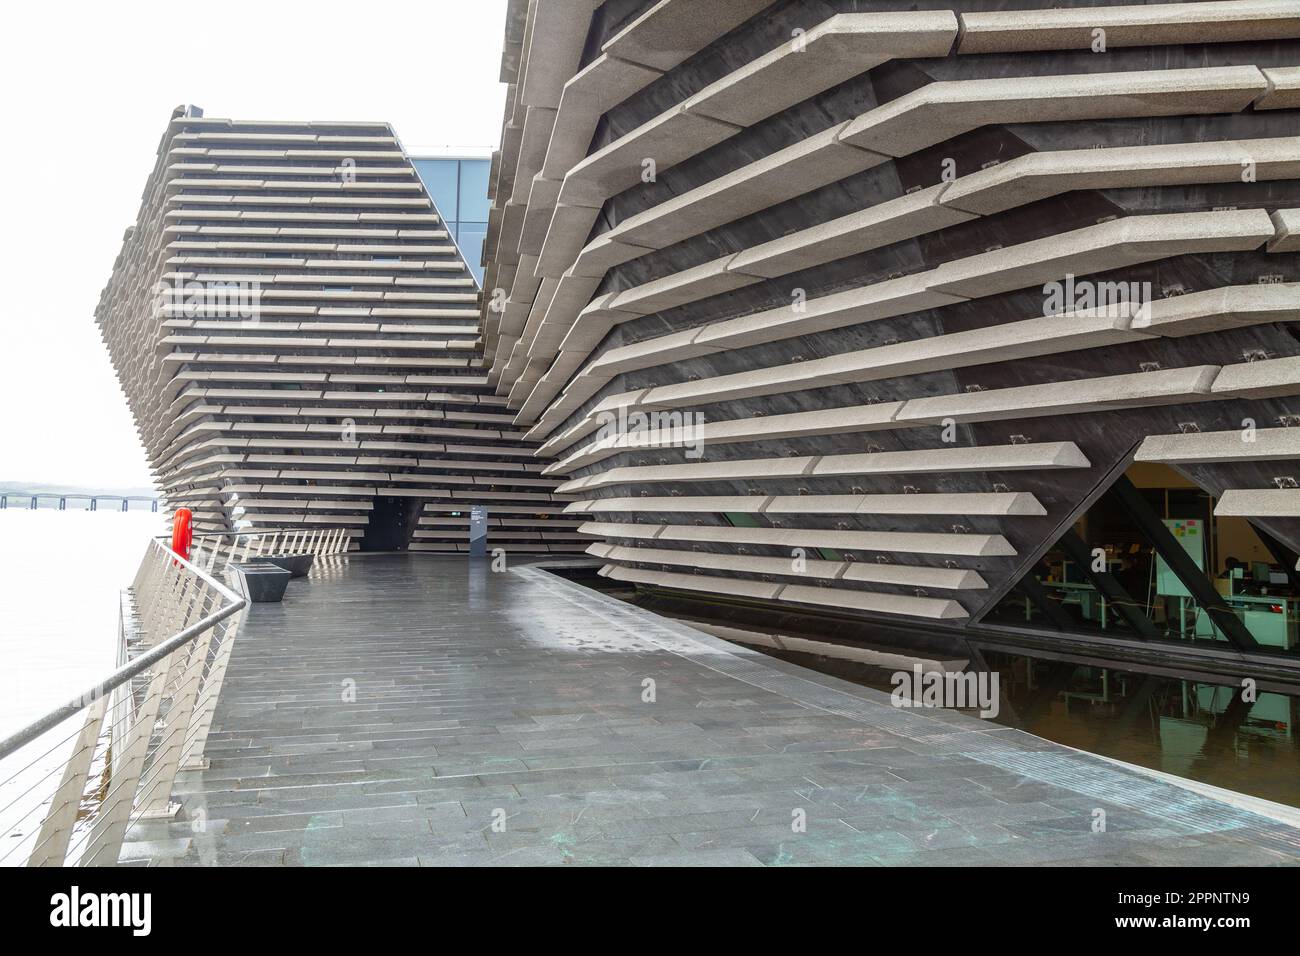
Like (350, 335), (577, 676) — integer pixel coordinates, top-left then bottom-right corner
(1216, 489), (1300, 518)
(1135, 426), (1300, 464)
(523, 139), (1296, 375)
(1210, 355), (1300, 399)
(603, 565), (971, 620)
(838, 67), (1266, 157)
(558, 12), (957, 206)
(535, 358), (1262, 465)
(567, 492), (1044, 518)
(1257, 65), (1300, 110)
(574, 68), (1265, 280)
(1270, 209), (1300, 252)
(577, 520), (1016, 558)
(957, 1), (1300, 54)
(589, 542), (989, 591)
(522, 210), (1276, 431)
(559, 442), (1090, 494)
(121, 555), (1300, 866)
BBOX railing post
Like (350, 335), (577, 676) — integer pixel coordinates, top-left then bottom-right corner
(180, 610), (243, 771)
(80, 645), (184, 866)
(162, 579), (211, 688)
(140, 549), (177, 646)
(27, 696), (109, 867)
(2, 534), (247, 868)
(135, 622), (214, 819)
(151, 561), (188, 647)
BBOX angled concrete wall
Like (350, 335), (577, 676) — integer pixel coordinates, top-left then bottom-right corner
(481, 0), (1300, 626)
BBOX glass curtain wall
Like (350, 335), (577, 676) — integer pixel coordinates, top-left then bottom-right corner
(411, 155), (491, 286)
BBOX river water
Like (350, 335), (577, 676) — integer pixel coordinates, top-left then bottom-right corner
(0, 509), (162, 864)
(0, 508), (163, 740)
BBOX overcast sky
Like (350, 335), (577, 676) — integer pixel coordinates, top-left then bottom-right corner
(0, 0), (508, 490)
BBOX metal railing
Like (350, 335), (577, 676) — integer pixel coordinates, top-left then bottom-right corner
(0, 538), (247, 866)
(188, 526), (352, 575)
(0, 526), (353, 867)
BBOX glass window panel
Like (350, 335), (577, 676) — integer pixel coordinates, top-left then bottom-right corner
(457, 222), (488, 286)
(412, 159), (459, 223)
(456, 159), (492, 223)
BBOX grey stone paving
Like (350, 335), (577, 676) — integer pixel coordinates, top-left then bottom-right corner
(124, 554), (1300, 866)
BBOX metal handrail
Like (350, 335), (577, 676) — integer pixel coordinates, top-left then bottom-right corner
(0, 601), (242, 761)
(183, 526), (353, 574)
(0, 526), (351, 866)
(0, 541), (242, 761)
(0, 538), (245, 866)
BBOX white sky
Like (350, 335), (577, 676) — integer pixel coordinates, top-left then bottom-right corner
(0, 0), (509, 490)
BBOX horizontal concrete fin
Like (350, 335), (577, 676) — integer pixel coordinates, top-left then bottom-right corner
(1131, 282), (1300, 336)
(1135, 427), (1300, 464)
(581, 521), (1015, 557)
(839, 66), (1267, 158)
(602, 565), (971, 618)
(897, 366), (1221, 425)
(563, 442), (1088, 493)
(1210, 356), (1300, 399)
(957, 1), (1300, 55)
(1215, 489), (1300, 518)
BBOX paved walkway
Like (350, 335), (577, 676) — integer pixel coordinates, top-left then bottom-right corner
(125, 554), (1300, 866)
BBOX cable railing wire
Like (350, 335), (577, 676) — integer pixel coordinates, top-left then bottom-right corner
(0, 526), (349, 867)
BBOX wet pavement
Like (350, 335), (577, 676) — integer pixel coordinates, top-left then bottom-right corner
(123, 554), (1300, 866)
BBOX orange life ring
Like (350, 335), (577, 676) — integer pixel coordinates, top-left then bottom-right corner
(171, 508), (193, 561)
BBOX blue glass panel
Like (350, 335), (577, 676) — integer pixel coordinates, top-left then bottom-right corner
(412, 159), (459, 223)
(457, 222), (488, 286)
(456, 159), (492, 223)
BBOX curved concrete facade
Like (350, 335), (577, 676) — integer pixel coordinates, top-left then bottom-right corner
(97, 107), (586, 555)
(480, 1), (1300, 628)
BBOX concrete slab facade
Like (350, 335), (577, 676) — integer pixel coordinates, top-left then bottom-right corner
(479, 0), (1300, 629)
(95, 107), (584, 555)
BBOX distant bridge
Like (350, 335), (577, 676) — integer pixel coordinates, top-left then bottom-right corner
(0, 492), (159, 512)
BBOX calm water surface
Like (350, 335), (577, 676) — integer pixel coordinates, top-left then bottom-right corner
(0, 509), (163, 738)
(0, 510), (160, 864)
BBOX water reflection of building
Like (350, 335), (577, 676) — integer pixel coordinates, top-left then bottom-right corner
(986, 652), (1299, 806)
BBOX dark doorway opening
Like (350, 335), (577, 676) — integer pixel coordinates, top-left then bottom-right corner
(360, 496), (420, 551)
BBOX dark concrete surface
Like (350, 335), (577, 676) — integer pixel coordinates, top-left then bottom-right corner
(123, 554), (1300, 866)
